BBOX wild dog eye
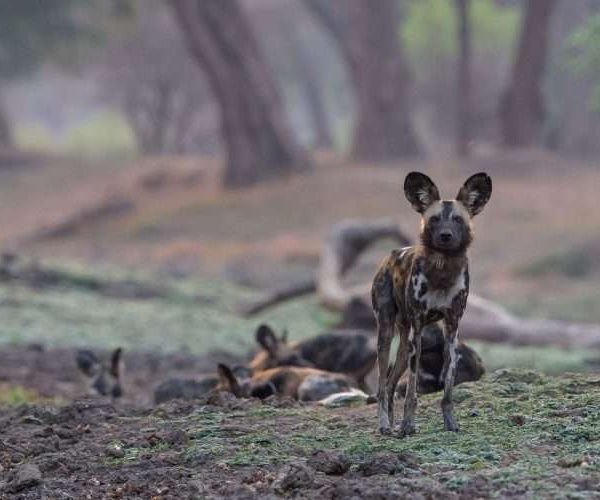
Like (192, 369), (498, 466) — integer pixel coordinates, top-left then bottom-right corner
(430, 215), (440, 223)
(452, 215), (463, 223)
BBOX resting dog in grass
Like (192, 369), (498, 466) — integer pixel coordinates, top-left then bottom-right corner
(217, 363), (352, 402)
(250, 324), (376, 393)
(251, 323), (484, 398)
(372, 172), (491, 436)
(76, 348), (124, 399)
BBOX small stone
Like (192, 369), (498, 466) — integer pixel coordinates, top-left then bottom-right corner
(273, 462), (314, 492)
(308, 450), (350, 475)
(7, 463), (42, 492)
(164, 429), (189, 447)
(509, 414), (526, 426)
(105, 444), (126, 459)
(357, 452), (419, 477)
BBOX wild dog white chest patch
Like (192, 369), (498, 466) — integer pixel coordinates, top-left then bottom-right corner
(411, 269), (466, 310)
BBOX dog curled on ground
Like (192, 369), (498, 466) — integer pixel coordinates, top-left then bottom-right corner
(372, 172), (491, 436)
(216, 363), (353, 402)
(250, 324), (377, 393)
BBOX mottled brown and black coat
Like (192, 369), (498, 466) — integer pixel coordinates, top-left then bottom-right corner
(372, 172), (491, 436)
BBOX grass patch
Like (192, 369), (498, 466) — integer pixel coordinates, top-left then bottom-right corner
(16, 110), (137, 160)
(0, 383), (43, 405)
(0, 260), (334, 355)
(171, 370), (600, 498)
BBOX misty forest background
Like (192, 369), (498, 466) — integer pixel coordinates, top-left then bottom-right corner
(1, 0), (600, 378)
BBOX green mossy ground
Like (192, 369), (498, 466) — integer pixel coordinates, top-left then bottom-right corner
(0, 260), (597, 375)
(104, 369), (600, 497)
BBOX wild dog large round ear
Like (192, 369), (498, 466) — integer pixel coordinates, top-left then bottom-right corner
(456, 172), (492, 217)
(404, 172), (441, 213)
(280, 328), (289, 344)
(110, 347), (123, 377)
(217, 363), (242, 396)
(255, 324), (279, 354)
(75, 349), (99, 377)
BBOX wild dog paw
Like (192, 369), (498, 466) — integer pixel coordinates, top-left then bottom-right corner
(379, 426), (392, 436)
(399, 420), (416, 437)
(443, 415), (460, 432)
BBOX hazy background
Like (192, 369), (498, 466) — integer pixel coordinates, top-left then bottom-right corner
(1, 0), (600, 378)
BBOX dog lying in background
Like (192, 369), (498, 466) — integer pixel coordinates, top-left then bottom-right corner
(216, 363), (353, 402)
(250, 323), (484, 397)
(250, 324), (376, 393)
(75, 348), (124, 399)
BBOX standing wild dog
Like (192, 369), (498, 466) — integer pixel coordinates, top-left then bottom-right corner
(372, 172), (491, 436)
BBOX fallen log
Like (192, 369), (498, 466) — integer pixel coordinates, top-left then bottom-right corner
(240, 219), (600, 350)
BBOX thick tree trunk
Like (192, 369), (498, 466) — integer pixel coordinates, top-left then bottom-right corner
(455, 0), (472, 156)
(304, 0), (421, 161)
(0, 94), (13, 148)
(291, 37), (333, 150)
(499, 0), (557, 147)
(170, 0), (309, 187)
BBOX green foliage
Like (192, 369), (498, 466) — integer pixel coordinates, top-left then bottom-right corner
(0, 384), (43, 405)
(570, 15), (600, 111)
(16, 111), (137, 159)
(403, 0), (519, 66)
(0, 0), (86, 79)
(0, 0), (137, 81)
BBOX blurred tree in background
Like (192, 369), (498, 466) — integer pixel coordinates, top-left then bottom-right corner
(0, 0), (84, 147)
(304, 0), (421, 161)
(100, 0), (219, 155)
(571, 14), (600, 112)
(499, 0), (557, 147)
(169, 0), (310, 187)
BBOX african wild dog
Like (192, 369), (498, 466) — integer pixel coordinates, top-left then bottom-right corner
(250, 324), (377, 393)
(76, 348), (124, 399)
(372, 172), (491, 436)
(217, 363), (352, 402)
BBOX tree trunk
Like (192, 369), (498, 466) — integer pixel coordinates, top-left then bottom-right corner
(290, 36), (333, 150)
(304, 0), (421, 161)
(499, 0), (557, 147)
(0, 93), (13, 148)
(169, 0), (309, 187)
(455, 0), (472, 156)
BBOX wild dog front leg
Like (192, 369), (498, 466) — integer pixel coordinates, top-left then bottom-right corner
(372, 267), (397, 435)
(376, 318), (394, 435)
(401, 323), (422, 437)
(441, 318), (460, 432)
(385, 327), (408, 429)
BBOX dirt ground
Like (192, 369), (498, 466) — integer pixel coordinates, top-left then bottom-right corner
(1, 369), (600, 499)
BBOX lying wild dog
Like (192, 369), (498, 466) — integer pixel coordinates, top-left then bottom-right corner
(251, 324), (376, 393)
(75, 348), (124, 399)
(217, 363), (352, 402)
(372, 172), (491, 436)
(397, 323), (484, 396)
(251, 323), (484, 397)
